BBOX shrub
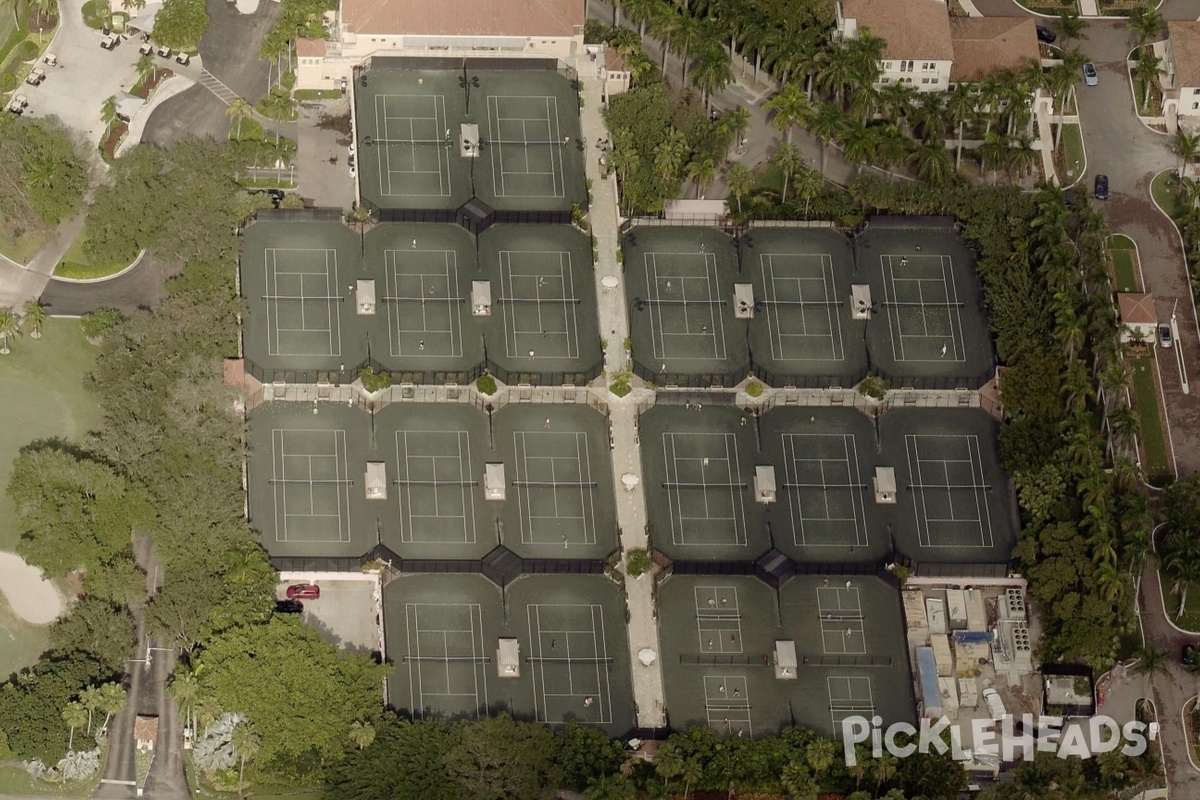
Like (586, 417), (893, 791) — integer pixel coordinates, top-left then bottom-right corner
(857, 376), (890, 400)
(745, 381), (763, 398)
(609, 371), (632, 397)
(280, 71), (296, 91)
(359, 365), (392, 393)
(625, 548), (653, 578)
(16, 39), (38, 61)
(476, 374), (497, 395)
(0, 73), (16, 92)
(80, 308), (123, 341)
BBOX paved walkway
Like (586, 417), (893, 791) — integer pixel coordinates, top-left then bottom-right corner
(578, 72), (666, 729)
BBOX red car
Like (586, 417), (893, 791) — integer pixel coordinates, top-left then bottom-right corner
(286, 583), (320, 600)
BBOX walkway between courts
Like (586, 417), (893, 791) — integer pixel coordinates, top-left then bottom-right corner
(578, 72), (667, 729)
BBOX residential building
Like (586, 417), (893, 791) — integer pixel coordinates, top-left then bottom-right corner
(599, 46), (631, 102)
(1162, 21), (1200, 129)
(834, 0), (954, 92)
(1117, 293), (1157, 343)
(295, 0), (585, 90)
(948, 17), (1040, 84)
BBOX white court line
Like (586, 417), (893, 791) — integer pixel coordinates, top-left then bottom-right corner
(385, 250), (463, 358)
(396, 431), (476, 544)
(499, 250), (580, 359)
(487, 95), (565, 198)
(271, 429), (351, 543)
(527, 604), (612, 724)
(694, 585), (743, 653)
(645, 251), (728, 361)
(938, 255), (967, 362)
(704, 675), (752, 737)
(263, 248), (341, 356)
(906, 434), (992, 548)
(827, 676), (875, 736)
(662, 432), (747, 546)
(375, 94), (452, 196)
(513, 431), (597, 545)
(783, 434), (867, 547)
(817, 586), (865, 655)
(406, 603), (487, 717)
(761, 253), (844, 362)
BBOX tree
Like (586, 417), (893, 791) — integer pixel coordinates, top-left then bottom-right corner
(555, 721), (625, 792)
(444, 713), (560, 800)
(152, 0), (210, 50)
(686, 157), (718, 197)
(168, 669), (201, 737)
(232, 721), (261, 798)
(1129, 1), (1164, 47)
(1134, 51), (1162, 112)
(80, 684), (101, 734)
(100, 95), (118, 128)
(725, 163), (753, 214)
(1132, 644), (1172, 679)
(349, 720), (375, 750)
(655, 743), (684, 789)
(0, 306), (20, 353)
(1057, 8), (1087, 45)
(21, 299), (46, 339)
(790, 165), (823, 219)
(135, 53), (155, 86)
(772, 142), (805, 204)
(49, 597), (136, 676)
(1174, 129), (1200, 177)
(97, 681), (127, 732)
(764, 81), (810, 144)
(909, 140), (952, 186)
(691, 42), (733, 109)
(945, 82), (976, 171)
(226, 98), (252, 141)
(0, 653), (106, 763)
(61, 701), (87, 752)
(808, 103), (845, 179)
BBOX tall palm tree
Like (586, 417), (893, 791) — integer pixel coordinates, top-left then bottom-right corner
(840, 125), (878, 174)
(945, 82), (976, 171)
(725, 163), (753, 214)
(679, 758), (702, 800)
(1128, 2), (1164, 47)
(649, 5), (682, 74)
(80, 685), (101, 733)
(1049, 52), (1087, 149)
(348, 720), (375, 750)
(21, 299), (45, 339)
(673, 15), (711, 83)
(232, 722), (261, 798)
(1057, 9), (1087, 46)
(791, 165), (823, 218)
(1007, 134), (1039, 180)
(62, 702), (87, 752)
(874, 123), (910, 179)
(1173, 129), (1200, 177)
(97, 682), (127, 732)
(686, 157), (718, 196)
(167, 670), (201, 737)
(808, 102), (845, 177)
(0, 307), (21, 355)
(909, 140), (952, 186)
(772, 142), (804, 204)
(691, 42), (733, 109)
(621, 0), (658, 37)
(978, 131), (1009, 185)
(135, 53), (155, 87)
(764, 81), (809, 144)
(654, 745), (683, 789)
(1134, 52), (1163, 112)
(100, 95), (118, 128)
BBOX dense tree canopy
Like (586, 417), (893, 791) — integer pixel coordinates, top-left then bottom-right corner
(0, 116), (88, 238)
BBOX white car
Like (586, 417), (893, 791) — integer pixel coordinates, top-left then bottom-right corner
(349, 166), (357, 178)
(982, 688), (1010, 722)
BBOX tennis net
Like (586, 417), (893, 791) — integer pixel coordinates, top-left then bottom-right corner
(525, 656), (614, 664)
(268, 478), (355, 485)
(663, 481), (747, 489)
(393, 479), (479, 487)
(497, 296), (582, 304)
(880, 301), (964, 308)
(511, 481), (598, 489)
(261, 295), (345, 302)
(760, 299), (843, 307)
(382, 295), (463, 303)
(402, 655), (491, 663)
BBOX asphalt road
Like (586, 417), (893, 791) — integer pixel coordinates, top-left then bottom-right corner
(40, 256), (179, 316)
(142, 0), (282, 147)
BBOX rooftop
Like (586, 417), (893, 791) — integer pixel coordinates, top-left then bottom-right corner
(1169, 21), (1200, 88)
(1118, 292), (1157, 325)
(841, 0), (954, 62)
(297, 37), (327, 57)
(342, 0), (585, 38)
(133, 715), (159, 742)
(948, 17), (1040, 83)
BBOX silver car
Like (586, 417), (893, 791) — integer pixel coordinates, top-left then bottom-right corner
(1083, 63), (1098, 86)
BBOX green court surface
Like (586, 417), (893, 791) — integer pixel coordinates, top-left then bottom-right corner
(622, 227), (751, 386)
(355, 68), (586, 213)
(757, 408), (888, 565)
(241, 221), (600, 383)
(875, 408), (1018, 564)
(855, 226), (995, 389)
(637, 405), (770, 562)
(247, 401), (619, 561)
(740, 228), (868, 387)
(0, 319), (101, 679)
(657, 575), (915, 739)
(383, 573), (635, 735)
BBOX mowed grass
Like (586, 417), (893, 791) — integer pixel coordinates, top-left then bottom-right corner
(1129, 356), (1171, 481)
(1059, 123), (1085, 184)
(0, 317), (102, 679)
(1107, 234), (1140, 292)
(1151, 170), (1180, 219)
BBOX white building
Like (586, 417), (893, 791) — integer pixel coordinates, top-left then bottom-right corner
(1164, 21), (1200, 130)
(296, 0), (586, 91)
(835, 0), (954, 93)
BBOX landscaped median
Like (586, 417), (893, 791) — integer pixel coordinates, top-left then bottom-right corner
(1130, 355), (1172, 482)
(1054, 122), (1086, 187)
(54, 231), (138, 281)
(1108, 234), (1141, 293)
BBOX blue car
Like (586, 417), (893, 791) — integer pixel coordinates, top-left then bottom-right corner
(1094, 174), (1109, 200)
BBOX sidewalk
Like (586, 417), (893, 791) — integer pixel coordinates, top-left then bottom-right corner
(578, 73), (667, 729)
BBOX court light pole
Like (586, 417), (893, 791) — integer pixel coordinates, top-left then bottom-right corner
(459, 66), (480, 116)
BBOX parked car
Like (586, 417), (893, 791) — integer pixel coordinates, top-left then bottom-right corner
(275, 599), (304, 613)
(1159, 323), (1173, 348)
(982, 688), (1010, 722)
(1083, 63), (1099, 86)
(100, 35), (119, 50)
(176, 52), (190, 66)
(1183, 643), (1199, 666)
(1036, 25), (1057, 44)
(286, 583), (320, 600)
(1094, 174), (1109, 200)
(25, 68), (45, 86)
(157, 45), (172, 58)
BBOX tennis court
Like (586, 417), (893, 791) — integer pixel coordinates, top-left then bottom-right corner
(247, 403), (377, 559)
(623, 227), (750, 384)
(757, 408), (885, 565)
(355, 65), (586, 212)
(494, 404), (617, 558)
(878, 408), (1018, 564)
(741, 228), (867, 386)
(383, 573), (635, 734)
(657, 575), (915, 739)
(638, 406), (770, 562)
(241, 221), (369, 377)
(856, 224), (994, 388)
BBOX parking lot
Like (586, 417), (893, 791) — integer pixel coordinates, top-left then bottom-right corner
(277, 575), (381, 656)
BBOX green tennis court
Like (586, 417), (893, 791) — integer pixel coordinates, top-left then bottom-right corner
(622, 227), (750, 386)
(657, 575), (915, 739)
(355, 65), (586, 213)
(383, 573), (635, 735)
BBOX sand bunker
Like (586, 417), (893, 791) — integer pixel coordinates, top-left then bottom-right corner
(0, 551), (64, 625)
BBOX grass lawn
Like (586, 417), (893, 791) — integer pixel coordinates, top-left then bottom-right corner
(0, 765), (92, 797)
(1151, 170), (1180, 218)
(1058, 123), (1085, 184)
(54, 231), (126, 280)
(0, 228), (48, 266)
(1108, 235), (1140, 292)
(1129, 356), (1171, 481)
(0, 318), (102, 679)
(1161, 573), (1200, 632)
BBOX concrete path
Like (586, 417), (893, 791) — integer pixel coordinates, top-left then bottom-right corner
(0, 208), (87, 310)
(117, 74), (197, 158)
(578, 71), (667, 730)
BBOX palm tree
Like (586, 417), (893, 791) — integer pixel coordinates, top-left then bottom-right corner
(909, 140), (952, 186)
(348, 720), (375, 750)
(1129, 2), (1164, 47)
(1109, 403), (1139, 448)
(840, 125), (878, 174)
(978, 131), (1009, 185)
(1132, 644), (1172, 679)
(691, 42), (733, 110)
(772, 142), (804, 204)
(100, 95), (118, 128)
(874, 123), (910, 179)
(945, 82), (976, 172)
(62, 702), (87, 752)
(80, 685), (101, 733)
(649, 5), (681, 74)
(0, 307), (21, 355)
(1134, 52), (1163, 112)
(806, 738), (836, 779)
(625, 50), (656, 88)
(873, 753), (900, 794)
(621, 0), (657, 36)
(135, 53), (155, 87)
(673, 15), (712, 83)
(232, 722), (261, 798)
(654, 745), (683, 789)
(1057, 9), (1087, 46)
(1007, 134), (1039, 180)
(1049, 52), (1086, 149)
(679, 758), (702, 800)
(791, 165), (823, 218)
(808, 102), (845, 177)
(686, 157), (718, 196)
(21, 299), (45, 339)
(764, 81), (809, 144)
(167, 670), (200, 737)
(97, 682), (127, 732)
(725, 163), (753, 214)
(1174, 130), (1200, 177)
